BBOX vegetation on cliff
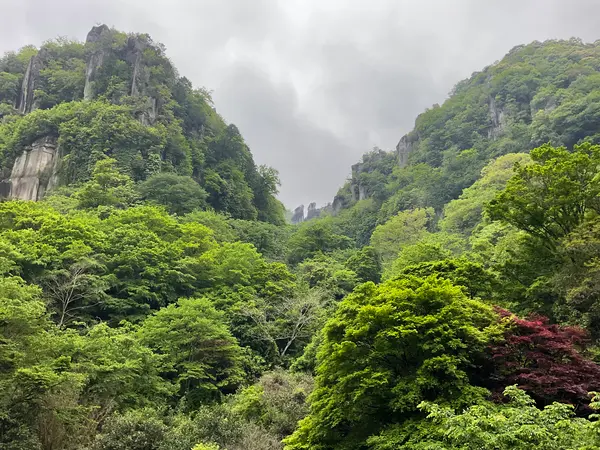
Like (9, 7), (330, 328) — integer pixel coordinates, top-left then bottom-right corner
(3, 27), (600, 450)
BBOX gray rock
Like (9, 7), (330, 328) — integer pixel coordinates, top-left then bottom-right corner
(332, 196), (344, 214)
(396, 134), (415, 168)
(306, 202), (320, 220)
(488, 95), (506, 139)
(7, 136), (60, 201)
(83, 24), (111, 101)
(16, 49), (46, 114)
(291, 205), (305, 224)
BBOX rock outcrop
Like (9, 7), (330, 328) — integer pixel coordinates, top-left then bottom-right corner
(306, 202), (320, 220)
(396, 134), (416, 168)
(83, 25), (110, 101)
(83, 24), (111, 101)
(332, 195), (345, 215)
(83, 25), (158, 125)
(291, 205), (305, 224)
(3, 136), (60, 201)
(15, 49), (46, 114)
(488, 96), (507, 139)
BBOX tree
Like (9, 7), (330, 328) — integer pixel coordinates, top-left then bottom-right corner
(93, 408), (167, 450)
(370, 208), (434, 267)
(297, 254), (358, 299)
(284, 277), (499, 450)
(139, 297), (245, 408)
(397, 258), (498, 300)
(370, 386), (600, 450)
(232, 369), (313, 438)
(553, 217), (600, 339)
(76, 158), (139, 209)
(488, 143), (600, 247)
(440, 153), (531, 236)
(139, 173), (208, 215)
(489, 309), (600, 413)
(240, 289), (329, 363)
(286, 219), (352, 265)
(344, 246), (382, 284)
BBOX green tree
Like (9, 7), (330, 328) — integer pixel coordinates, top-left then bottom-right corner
(284, 277), (499, 450)
(139, 297), (245, 408)
(370, 386), (600, 450)
(488, 143), (600, 246)
(370, 208), (434, 267)
(139, 173), (208, 215)
(76, 158), (139, 209)
(440, 153), (531, 236)
(287, 219), (352, 265)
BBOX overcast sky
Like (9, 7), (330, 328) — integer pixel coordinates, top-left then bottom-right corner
(1, 0), (600, 208)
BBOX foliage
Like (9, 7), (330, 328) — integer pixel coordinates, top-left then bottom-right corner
(139, 297), (245, 408)
(489, 310), (600, 413)
(286, 218), (352, 265)
(138, 172), (208, 215)
(284, 277), (499, 450)
(370, 208), (434, 267)
(488, 143), (600, 246)
(0, 29), (284, 224)
(232, 369), (313, 438)
(369, 386), (600, 450)
(440, 153), (531, 236)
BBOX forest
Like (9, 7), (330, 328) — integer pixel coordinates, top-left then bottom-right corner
(3, 26), (600, 450)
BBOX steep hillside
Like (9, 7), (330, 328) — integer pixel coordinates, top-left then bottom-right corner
(333, 38), (600, 232)
(5, 28), (600, 450)
(0, 25), (284, 224)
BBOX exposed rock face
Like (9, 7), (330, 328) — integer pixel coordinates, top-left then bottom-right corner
(350, 162), (364, 201)
(332, 195), (345, 215)
(488, 96), (507, 139)
(291, 205), (305, 224)
(16, 49), (46, 114)
(5, 136), (60, 201)
(306, 202), (320, 220)
(84, 25), (159, 125)
(83, 24), (111, 101)
(396, 134), (415, 168)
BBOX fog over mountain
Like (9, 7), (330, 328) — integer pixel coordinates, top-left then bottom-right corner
(2, 0), (600, 207)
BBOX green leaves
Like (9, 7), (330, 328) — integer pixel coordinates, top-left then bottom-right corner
(139, 297), (244, 408)
(488, 143), (600, 245)
(371, 386), (600, 450)
(285, 276), (499, 450)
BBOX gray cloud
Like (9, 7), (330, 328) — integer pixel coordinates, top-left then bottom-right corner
(1, 0), (600, 207)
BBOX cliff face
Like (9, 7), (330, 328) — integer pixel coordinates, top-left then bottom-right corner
(0, 25), (166, 201)
(332, 40), (600, 218)
(3, 136), (59, 201)
(15, 49), (46, 114)
(0, 24), (284, 224)
(83, 24), (111, 101)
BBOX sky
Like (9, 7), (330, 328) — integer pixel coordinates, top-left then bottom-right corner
(1, 0), (600, 208)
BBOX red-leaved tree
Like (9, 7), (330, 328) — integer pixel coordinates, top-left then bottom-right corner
(489, 308), (600, 414)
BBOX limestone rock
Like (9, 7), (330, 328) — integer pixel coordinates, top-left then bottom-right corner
(488, 95), (507, 139)
(291, 205), (305, 224)
(16, 49), (47, 114)
(332, 195), (345, 215)
(6, 136), (60, 201)
(306, 202), (320, 220)
(396, 134), (415, 168)
(83, 24), (111, 101)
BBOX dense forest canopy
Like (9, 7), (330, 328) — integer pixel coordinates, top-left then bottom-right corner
(3, 26), (600, 450)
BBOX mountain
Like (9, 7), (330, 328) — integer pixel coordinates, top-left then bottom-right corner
(0, 25), (285, 224)
(5, 27), (600, 450)
(331, 38), (600, 232)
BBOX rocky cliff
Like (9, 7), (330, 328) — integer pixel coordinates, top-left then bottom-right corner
(0, 25), (166, 201)
(1, 136), (60, 201)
